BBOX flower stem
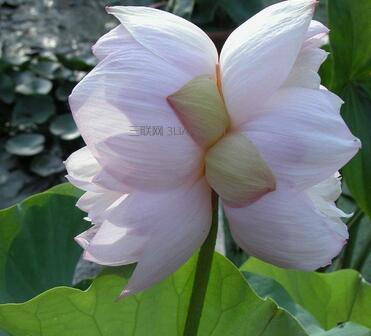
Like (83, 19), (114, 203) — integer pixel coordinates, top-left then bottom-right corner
(183, 191), (218, 336)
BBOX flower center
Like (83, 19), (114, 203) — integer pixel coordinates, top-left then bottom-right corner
(167, 71), (276, 207)
(167, 73), (230, 150)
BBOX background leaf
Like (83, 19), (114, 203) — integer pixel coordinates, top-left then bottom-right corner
(0, 253), (308, 336)
(15, 72), (52, 95)
(5, 134), (45, 156)
(241, 258), (371, 331)
(0, 74), (15, 104)
(12, 95), (55, 126)
(30, 153), (65, 177)
(219, 0), (262, 24)
(0, 183), (86, 303)
(49, 114), (80, 140)
(167, 0), (195, 18)
(327, 0), (371, 216)
(244, 272), (371, 336)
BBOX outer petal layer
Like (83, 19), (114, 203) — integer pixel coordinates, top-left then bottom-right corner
(92, 25), (134, 61)
(65, 146), (130, 193)
(284, 20), (329, 89)
(243, 87), (360, 190)
(77, 178), (212, 295)
(307, 173), (350, 219)
(106, 6), (218, 77)
(76, 191), (121, 224)
(224, 183), (348, 270)
(220, 0), (315, 126)
(70, 43), (205, 191)
(65, 146), (100, 192)
(121, 178), (212, 296)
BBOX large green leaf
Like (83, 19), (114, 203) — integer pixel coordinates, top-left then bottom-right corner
(0, 253), (308, 336)
(241, 258), (371, 331)
(0, 183), (86, 303)
(328, 0), (371, 216)
(244, 271), (371, 336)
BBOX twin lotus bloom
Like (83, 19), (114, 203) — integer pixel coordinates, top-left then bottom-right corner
(65, 0), (360, 297)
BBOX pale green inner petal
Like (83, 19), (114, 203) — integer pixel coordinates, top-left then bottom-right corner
(167, 74), (230, 149)
(205, 133), (276, 207)
(168, 74), (276, 206)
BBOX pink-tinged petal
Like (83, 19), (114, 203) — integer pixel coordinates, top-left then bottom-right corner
(65, 146), (129, 193)
(92, 170), (133, 194)
(305, 20), (329, 40)
(76, 191), (122, 224)
(304, 20), (329, 47)
(243, 87), (361, 191)
(96, 133), (203, 191)
(118, 178), (212, 296)
(84, 219), (146, 266)
(65, 146), (101, 192)
(69, 45), (204, 191)
(106, 6), (218, 77)
(220, 0), (315, 126)
(92, 25), (134, 60)
(284, 20), (329, 89)
(283, 46), (328, 89)
(75, 225), (100, 249)
(224, 183), (348, 271)
(307, 173), (351, 219)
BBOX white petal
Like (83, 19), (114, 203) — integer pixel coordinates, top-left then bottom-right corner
(92, 25), (135, 61)
(92, 170), (133, 194)
(307, 173), (351, 218)
(76, 191), (122, 224)
(75, 225), (100, 249)
(106, 6), (218, 77)
(225, 183), (348, 271)
(243, 87), (360, 191)
(70, 44), (204, 191)
(220, 0), (315, 126)
(120, 178), (212, 296)
(65, 146), (129, 193)
(304, 20), (329, 47)
(283, 47), (328, 89)
(305, 20), (329, 40)
(65, 146), (101, 192)
(284, 20), (329, 89)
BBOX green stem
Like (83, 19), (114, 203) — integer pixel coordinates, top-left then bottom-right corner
(183, 191), (218, 336)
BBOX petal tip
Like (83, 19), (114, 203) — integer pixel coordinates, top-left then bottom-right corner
(105, 6), (114, 14)
(74, 235), (88, 249)
(354, 137), (362, 149)
(118, 288), (132, 300)
(83, 250), (98, 263)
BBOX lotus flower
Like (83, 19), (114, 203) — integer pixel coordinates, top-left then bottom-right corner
(66, 0), (360, 296)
